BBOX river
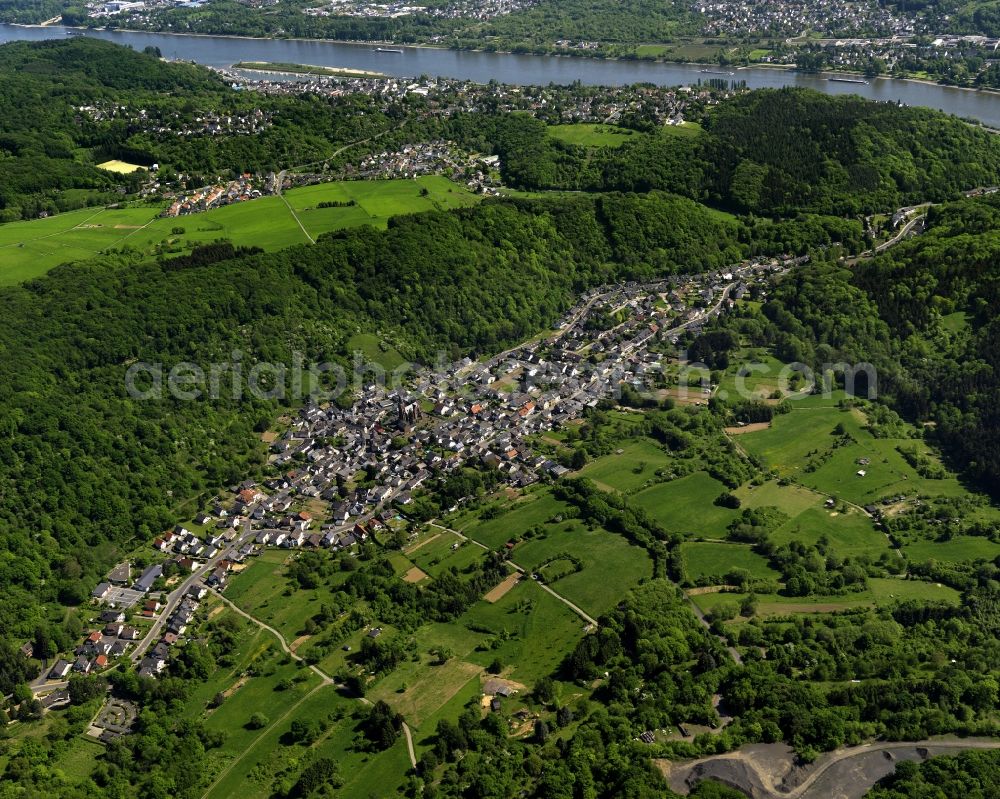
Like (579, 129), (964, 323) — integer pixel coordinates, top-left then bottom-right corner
(4, 22), (1000, 126)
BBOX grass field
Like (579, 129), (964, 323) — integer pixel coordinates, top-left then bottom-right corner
(204, 683), (410, 799)
(738, 401), (972, 507)
(224, 550), (351, 642)
(0, 176), (479, 285)
(364, 579), (584, 730)
(547, 123), (637, 148)
(512, 519), (653, 616)
(346, 332), (406, 371)
(718, 351), (790, 400)
(51, 736), (105, 781)
(578, 438), (669, 492)
(905, 536), (1000, 563)
(632, 472), (740, 535)
(406, 529), (488, 578)
(454, 489), (571, 549)
(681, 541), (779, 582)
(691, 577), (961, 617)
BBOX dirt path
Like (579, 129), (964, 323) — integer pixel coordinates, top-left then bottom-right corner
(209, 589), (418, 771)
(483, 572), (520, 603)
(202, 682), (326, 798)
(405, 532), (442, 554)
(427, 521), (598, 627)
(685, 594), (743, 665)
(402, 719), (416, 768)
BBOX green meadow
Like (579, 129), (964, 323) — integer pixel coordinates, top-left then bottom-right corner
(364, 579), (585, 731)
(224, 549), (352, 642)
(690, 577), (961, 618)
(204, 684), (410, 799)
(512, 519), (653, 616)
(453, 489), (572, 549)
(904, 536), (1000, 563)
(738, 400), (972, 507)
(681, 541), (779, 582)
(577, 438), (669, 492)
(547, 123), (638, 148)
(632, 472), (740, 535)
(0, 176), (479, 285)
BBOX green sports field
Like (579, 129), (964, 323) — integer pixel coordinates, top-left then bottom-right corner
(0, 176), (479, 285)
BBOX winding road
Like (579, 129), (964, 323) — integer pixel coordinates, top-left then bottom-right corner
(666, 738), (1000, 799)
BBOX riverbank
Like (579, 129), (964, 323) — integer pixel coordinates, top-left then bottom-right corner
(44, 23), (1000, 99)
(233, 61), (385, 78)
(5, 22), (1000, 126)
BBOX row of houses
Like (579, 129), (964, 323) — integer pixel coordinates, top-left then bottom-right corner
(196, 259), (794, 557)
(139, 585), (207, 678)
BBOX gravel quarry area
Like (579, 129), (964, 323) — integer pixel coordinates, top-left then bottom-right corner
(660, 739), (1000, 799)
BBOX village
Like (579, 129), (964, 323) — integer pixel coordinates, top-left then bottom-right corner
(343, 140), (502, 192)
(301, 0), (536, 21)
(697, 0), (921, 38)
(218, 72), (702, 129)
(24, 250), (808, 716)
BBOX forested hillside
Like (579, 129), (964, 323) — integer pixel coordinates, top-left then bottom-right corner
(0, 191), (777, 663)
(489, 89), (1000, 215)
(3, 39), (999, 224)
(866, 747), (1000, 797)
(754, 193), (1000, 493)
(0, 39), (222, 219)
(0, 39), (393, 219)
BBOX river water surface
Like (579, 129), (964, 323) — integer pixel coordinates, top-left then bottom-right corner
(5, 23), (1000, 126)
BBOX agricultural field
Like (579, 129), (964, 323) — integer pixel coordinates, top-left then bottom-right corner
(690, 576), (961, 618)
(0, 176), (479, 285)
(681, 541), (779, 583)
(546, 123), (637, 148)
(224, 549), (351, 643)
(96, 159), (145, 174)
(577, 438), (670, 492)
(904, 536), (1000, 563)
(632, 472), (741, 535)
(512, 519), (653, 616)
(452, 489), (572, 549)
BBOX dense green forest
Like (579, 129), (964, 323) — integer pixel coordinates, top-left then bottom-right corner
(486, 90), (1000, 215)
(866, 747), (1000, 797)
(749, 194), (1000, 493)
(0, 189), (802, 667)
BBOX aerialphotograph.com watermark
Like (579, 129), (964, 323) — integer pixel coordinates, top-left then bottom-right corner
(125, 349), (878, 405)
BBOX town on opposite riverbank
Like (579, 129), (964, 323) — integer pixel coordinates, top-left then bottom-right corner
(14, 0), (1000, 90)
